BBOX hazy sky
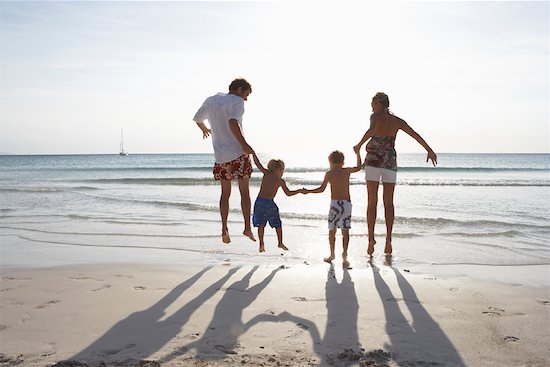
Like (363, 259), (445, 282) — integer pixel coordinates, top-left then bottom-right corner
(1, 1), (548, 156)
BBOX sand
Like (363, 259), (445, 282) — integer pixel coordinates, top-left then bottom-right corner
(1, 260), (549, 367)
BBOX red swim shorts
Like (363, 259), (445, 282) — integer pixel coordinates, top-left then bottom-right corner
(213, 154), (253, 181)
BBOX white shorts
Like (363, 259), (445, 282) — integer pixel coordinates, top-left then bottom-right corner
(365, 166), (397, 184)
(328, 200), (352, 230)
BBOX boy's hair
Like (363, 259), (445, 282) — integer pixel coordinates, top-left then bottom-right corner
(267, 159), (285, 172)
(328, 150), (345, 164)
(229, 78), (252, 93)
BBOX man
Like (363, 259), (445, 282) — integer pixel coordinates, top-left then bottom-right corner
(193, 78), (256, 244)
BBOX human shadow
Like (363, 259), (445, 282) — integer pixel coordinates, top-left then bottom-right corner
(159, 265), (282, 362)
(371, 260), (466, 366)
(68, 265), (240, 364)
(320, 265), (362, 361)
(239, 265), (362, 366)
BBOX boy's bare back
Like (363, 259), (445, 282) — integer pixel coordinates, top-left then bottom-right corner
(257, 172), (283, 199)
(326, 167), (354, 201)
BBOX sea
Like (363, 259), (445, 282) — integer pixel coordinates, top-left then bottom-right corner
(1, 153), (549, 281)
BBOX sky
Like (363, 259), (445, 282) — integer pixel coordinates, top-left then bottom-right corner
(0, 1), (548, 156)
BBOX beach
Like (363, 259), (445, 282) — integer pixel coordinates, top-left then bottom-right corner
(1, 153), (549, 366)
(1, 262), (549, 366)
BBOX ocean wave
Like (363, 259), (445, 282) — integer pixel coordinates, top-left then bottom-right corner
(74, 176), (549, 187)
(54, 193), (550, 232)
(0, 186), (100, 193)
(0, 225), (218, 239)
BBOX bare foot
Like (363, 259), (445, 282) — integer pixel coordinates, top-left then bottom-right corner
(222, 231), (231, 244)
(278, 243), (289, 251)
(324, 255), (335, 264)
(243, 230), (256, 242)
(259, 243), (265, 253)
(367, 239), (376, 256)
(342, 253), (349, 268)
(384, 239), (392, 255)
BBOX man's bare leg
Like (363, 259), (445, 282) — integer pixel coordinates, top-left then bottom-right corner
(324, 229), (336, 263)
(238, 177), (256, 241)
(220, 180), (232, 244)
(275, 227), (288, 251)
(342, 228), (350, 268)
(383, 182), (395, 255)
(367, 180), (380, 256)
(258, 225), (266, 252)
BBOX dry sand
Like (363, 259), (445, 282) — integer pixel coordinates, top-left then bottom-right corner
(1, 261), (549, 366)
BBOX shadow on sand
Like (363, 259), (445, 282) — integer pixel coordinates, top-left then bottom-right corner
(62, 260), (464, 366)
(371, 256), (466, 366)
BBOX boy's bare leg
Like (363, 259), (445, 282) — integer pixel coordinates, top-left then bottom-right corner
(342, 228), (350, 267)
(275, 227), (288, 251)
(258, 226), (266, 252)
(238, 177), (256, 242)
(383, 182), (395, 255)
(324, 229), (336, 263)
(220, 180), (232, 244)
(367, 180), (380, 256)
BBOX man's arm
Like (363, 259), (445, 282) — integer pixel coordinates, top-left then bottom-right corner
(193, 104), (212, 139)
(229, 119), (254, 154)
(252, 152), (268, 174)
(303, 172), (330, 194)
(195, 122), (211, 139)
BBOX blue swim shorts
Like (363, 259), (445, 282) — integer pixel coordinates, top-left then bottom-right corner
(253, 197), (282, 228)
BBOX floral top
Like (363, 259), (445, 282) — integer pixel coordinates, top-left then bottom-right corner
(365, 136), (397, 171)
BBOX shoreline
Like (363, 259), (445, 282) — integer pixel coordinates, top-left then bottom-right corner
(1, 262), (549, 366)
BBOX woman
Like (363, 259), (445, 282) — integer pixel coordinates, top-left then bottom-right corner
(353, 92), (437, 256)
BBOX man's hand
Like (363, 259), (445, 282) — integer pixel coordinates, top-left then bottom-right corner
(202, 128), (212, 139)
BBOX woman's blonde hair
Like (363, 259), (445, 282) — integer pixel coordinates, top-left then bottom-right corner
(372, 92), (390, 109)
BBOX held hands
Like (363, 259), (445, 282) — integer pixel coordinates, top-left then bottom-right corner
(353, 144), (361, 153)
(299, 188), (309, 194)
(427, 150), (438, 166)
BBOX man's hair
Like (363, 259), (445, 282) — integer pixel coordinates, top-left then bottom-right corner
(229, 78), (252, 93)
(328, 150), (345, 164)
(372, 92), (389, 109)
(267, 159), (285, 172)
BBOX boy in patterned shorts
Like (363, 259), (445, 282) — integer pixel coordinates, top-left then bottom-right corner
(303, 150), (361, 268)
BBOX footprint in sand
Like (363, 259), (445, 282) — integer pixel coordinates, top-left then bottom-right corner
(504, 336), (520, 342)
(134, 286), (146, 291)
(91, 284), (111, 292)
(483, 306), (505, 316)
(35, 300), (61, 309)
(286, 322), (309, 338)
(537, 300), (550, 306)
(292, 297), (308, 302)
(0, 325), (8, 332)
(183, 332), (200, 340)
(102, 343), (136, 356)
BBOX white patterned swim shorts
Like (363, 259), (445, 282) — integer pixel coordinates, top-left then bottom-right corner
(328, 200), (352, 230)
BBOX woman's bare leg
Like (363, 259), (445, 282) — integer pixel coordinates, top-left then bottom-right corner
(382, 182), (395, 255)
(367, 180), (380, 256)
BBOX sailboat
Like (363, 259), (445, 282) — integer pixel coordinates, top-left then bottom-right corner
(119, 128), (128, 156)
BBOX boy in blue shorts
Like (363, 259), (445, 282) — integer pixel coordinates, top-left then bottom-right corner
(251, 152), (304, 252)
